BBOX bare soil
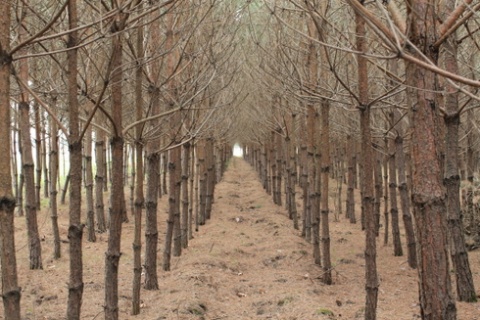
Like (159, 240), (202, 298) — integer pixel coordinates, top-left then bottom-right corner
(6, 157), (480, 319)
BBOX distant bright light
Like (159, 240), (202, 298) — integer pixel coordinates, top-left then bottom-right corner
(233, 144), (243, 157)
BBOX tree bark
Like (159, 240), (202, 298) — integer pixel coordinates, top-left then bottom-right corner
(182, 142), (191, 248)
(49, 112), (61, 259)
(66, 1), (84, 318)
(84, 126), (96, 242)
(356, 9), (378, 319)
(132, 15), (144, 314)
(95, 129), (107, 233)
(104, 10), (127, 319)
(388, 112), (403, 257)
(320, 98), (332, 284)
(407, 0), (457, 316)
(346, 135), (356, 224)
(394, 110), (417, 268)
(34, 102), (42, 209)
(441, 20), (476, 302)
(19, 101), (43, 270)
(0, 2), (22, 316)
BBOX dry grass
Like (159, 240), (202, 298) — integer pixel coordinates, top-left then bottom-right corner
(4, 157), (480, 319)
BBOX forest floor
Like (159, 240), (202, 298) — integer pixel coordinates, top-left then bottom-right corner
(7, 157), (480, 319)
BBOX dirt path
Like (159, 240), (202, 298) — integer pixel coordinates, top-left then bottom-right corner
(10, 157), (480, 319)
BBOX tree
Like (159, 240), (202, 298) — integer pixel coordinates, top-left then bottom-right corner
(354, 6), (378, 318)
(0, 0), (21, 317)
(66, 0), (84, 317)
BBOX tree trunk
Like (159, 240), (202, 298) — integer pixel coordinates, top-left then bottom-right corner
(383, 125), (389, 245)
(130, 144), (135, 217)
(356, 9), (378, 319)
(19, 101), (43, 270)
(49, 113), (61, 259)
(346, 135), (356, 224)
(168, 144), (182, 261)
(34, 102), (42, 209)
(42, 111), (48, 199)
(66, 1), (83, 318)
(374, 146), (382, 236)
(198, 140), (206, 225)
(320, 98), (332, 284)
(189, 141), (195, 240)
(442, 22), (476, 302)
(95, 129), (107, 233)
(132, 17), (144, 314)
(17, 4), (43, 269)
(388, 112), (403, 257)
(407, 0), (456, 315)
(84, 126), (96, 242)
(394, 112), (417, 268)
(61, 172), (70, 205)
(182, 142), (191, 248)
(104, 13), (127, 319)
(144, 148), (160, 289)
(16, 124), (24, 217)
(0, 3), (22, 315)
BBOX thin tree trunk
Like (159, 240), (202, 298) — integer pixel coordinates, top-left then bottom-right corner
(17, 124), (24, 217)
(320, 98), (332, 284)
(189, 142), (195, 239)
(132, 17), (144, 314)
(130, 144), (135, 217)
(442, 22), (476, 302)
(346, 135), (356, 223)
(143, 85), (160, 290)
(34, 102), (42, 209)
(162, 152), (168, 195)
(61, 173), (70, 205)
(95, 129), (107, 233)
(84, 126), (96, 242)
(66, 1), (83, 317)
(11, 118), (20, 217)
(168, 145), (182, 261)
(19, 101), (43, 270)
(182, 142), (191, 248)
(49, 115), (61, 259)
(198, 140), (207, 225)
(17, 4), (43, 269)
(374, 147), (382, 236)
(383, 125), (389, 245)
(356, 9), (378, 319)
(394, 112), (417, 268)
(466, 113), (475, 237)
(275, 131), (283, 206)
(104, 12), (127, 319)
(205, 138), (214, 221)
(388, 112), (403, 257)
(144, 148), (159, 289)
(42, 111), (48, 199)
(195, 145), (200, 231)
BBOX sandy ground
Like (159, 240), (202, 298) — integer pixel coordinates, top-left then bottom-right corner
(5, 157), (480, 319)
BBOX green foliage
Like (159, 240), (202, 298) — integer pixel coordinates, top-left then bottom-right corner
(316, 308), (334, 316)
